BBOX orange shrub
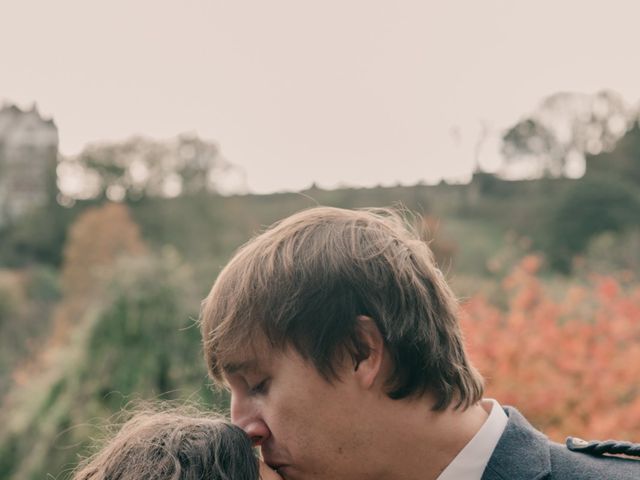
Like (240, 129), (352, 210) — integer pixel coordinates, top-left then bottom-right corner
(461, 255), (640, 441)
(61, 202), (147, 301)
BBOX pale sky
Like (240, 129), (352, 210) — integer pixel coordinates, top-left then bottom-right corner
(2, 1), (640, 193)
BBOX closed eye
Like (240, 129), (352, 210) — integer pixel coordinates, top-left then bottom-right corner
(248, 378), (270, 396)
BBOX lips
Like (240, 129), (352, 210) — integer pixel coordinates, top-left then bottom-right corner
(265, 460), (288, 471)
(260, 443), (290, 476)
(262, 455), (288, 472)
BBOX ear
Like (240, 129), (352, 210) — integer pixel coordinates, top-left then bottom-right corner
(352, 315), (385, 390)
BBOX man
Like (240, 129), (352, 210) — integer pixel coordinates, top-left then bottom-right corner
(201, 206), (639, 480)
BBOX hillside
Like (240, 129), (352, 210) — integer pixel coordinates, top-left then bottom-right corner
(0, 166), (639, 478)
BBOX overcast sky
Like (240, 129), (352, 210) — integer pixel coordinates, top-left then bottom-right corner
(2, 1), (640, 193)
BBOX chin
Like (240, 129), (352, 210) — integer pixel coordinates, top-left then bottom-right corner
(274, 466), (293, 480)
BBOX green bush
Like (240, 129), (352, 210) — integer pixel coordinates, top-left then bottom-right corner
(0, 250), (226, 480)
(578, 229), (640, 274)
(27, 266), (61, 302)
(545, 177), (640, 272)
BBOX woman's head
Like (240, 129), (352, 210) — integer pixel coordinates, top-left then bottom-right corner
(74, 408), (276, 480)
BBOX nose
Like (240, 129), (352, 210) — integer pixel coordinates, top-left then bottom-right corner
(231, 395), (271, 446)
(243, 419), (271, 446)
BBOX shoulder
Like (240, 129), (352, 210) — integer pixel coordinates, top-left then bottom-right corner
(549, 437), (640, 480)
(483, 406), (640, 480)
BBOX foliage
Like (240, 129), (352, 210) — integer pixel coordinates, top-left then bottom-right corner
(86, 250), (219, 407)
(419, 214), (458, 271)
(0, 273), (21, 328)
(60, 202), (146, 300)
(503, 118), (561, 175)
(502, 90), (631, 178)
(26, 264), (61, 302)
(586, 120), (640, 185)
(0, 267), (60, 400)
(0, 200), (79, 268)
(0, 203), (225, 480)
(0, 251), (224, 480)
(1, 141), (639, 477)
(462, 256), (640, 441)
(544, 176), (640, 272)
(38, 202), (150, 353)
(577, 229), (640, 275)
(57, 134), (246, 202)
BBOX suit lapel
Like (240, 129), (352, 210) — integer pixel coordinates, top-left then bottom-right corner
(481, 407), (551, 480)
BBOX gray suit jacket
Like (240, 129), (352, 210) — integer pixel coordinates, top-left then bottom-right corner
(481, 407), (640, 479)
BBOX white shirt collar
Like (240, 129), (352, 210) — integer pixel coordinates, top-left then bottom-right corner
(436, 399), (508, 480)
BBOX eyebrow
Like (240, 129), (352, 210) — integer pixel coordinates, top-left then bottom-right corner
(221, 359), (260, 375)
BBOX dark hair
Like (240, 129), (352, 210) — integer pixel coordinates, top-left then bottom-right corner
(201, 206), (483, 410)
(73, 408), (259, 480)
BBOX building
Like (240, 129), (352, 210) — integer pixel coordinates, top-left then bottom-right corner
(0, 103), (58, 225)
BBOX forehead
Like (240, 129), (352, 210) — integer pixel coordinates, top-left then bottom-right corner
(220, 340), (281, 376)
(222, 358), (263, 376)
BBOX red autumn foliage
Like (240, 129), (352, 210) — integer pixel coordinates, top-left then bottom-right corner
(461, 255), (640, 442)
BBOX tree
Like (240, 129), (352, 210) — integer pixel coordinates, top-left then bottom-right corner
(57, 134), (246, 202)
(585, 120), (640, 184)
(545, 177), (640, 272)
(502, 119), (561, 177)
(60, 202), (146, 300)
(502, 90), (631, 178)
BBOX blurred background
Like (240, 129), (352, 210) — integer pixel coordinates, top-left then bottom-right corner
(1, 1), (640, 478)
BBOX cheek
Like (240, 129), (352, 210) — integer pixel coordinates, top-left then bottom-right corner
(267, 396), (328, 453)
(288, 399), (357, 452)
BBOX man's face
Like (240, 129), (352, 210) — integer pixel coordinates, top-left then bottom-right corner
(223, 342), (375, 480)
